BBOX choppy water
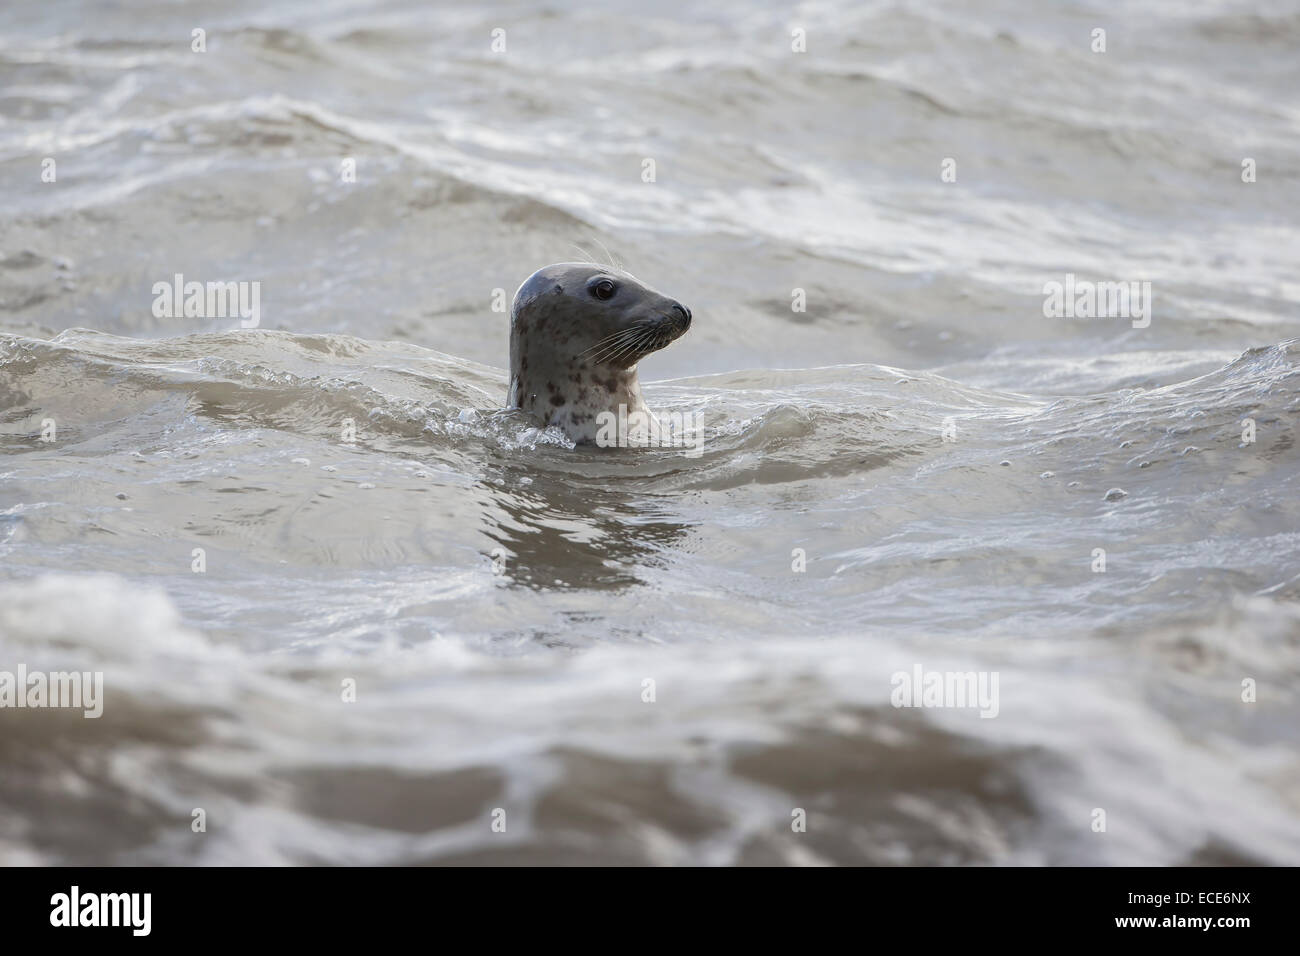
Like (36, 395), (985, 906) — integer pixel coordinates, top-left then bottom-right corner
(2, 0), (1300, 865)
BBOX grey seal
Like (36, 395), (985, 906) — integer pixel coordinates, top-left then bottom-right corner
(507, 262), (692, 444)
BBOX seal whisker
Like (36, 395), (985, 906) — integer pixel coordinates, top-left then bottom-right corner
(600, 341), (635, 365)
(597, 325), (657, 365)
(568, 242), (599, 266)
(592, 237), (617, 271)
(605, 327), (656, 365)
(592, 338), (643, 366)
(580, 329), (635, 359)
(589, 323), (659, 363)
(582, 326), (642, 360)
(592, 335), (633, 365)
(578, 332), (620, 358)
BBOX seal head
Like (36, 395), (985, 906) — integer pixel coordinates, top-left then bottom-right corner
(507, 262), (692, 443)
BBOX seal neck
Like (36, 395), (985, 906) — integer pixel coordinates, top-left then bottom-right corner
(509, 356), (648, 443)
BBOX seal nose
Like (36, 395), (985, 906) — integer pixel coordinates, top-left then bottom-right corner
(671, 302), (692, 330)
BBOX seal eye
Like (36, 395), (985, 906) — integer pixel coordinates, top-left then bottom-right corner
(590, 279), (617, 301)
